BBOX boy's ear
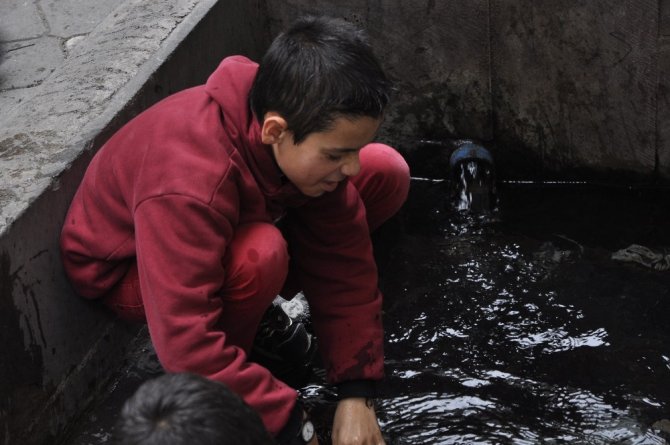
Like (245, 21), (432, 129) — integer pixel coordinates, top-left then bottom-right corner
(261, 112), (288, 145)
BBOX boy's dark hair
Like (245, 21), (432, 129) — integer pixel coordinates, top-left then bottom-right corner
(250, 15), (392, 144)
(115, 373), (274, 445)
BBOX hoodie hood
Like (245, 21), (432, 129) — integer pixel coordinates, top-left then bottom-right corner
(204, 56), (305, 209)
(205, 55), (259, 147)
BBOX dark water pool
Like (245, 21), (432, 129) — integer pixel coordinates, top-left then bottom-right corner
(64, 179), (670, 445)
(304, 179), (670, 444)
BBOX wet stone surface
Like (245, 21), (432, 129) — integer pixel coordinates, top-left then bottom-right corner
(64, 179), (670, 444)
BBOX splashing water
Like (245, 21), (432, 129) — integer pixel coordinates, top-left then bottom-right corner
(305, 180), (670, 445)
(455, 160), (496, 213)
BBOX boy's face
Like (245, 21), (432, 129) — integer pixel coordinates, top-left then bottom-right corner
(265, 115), (382, 197)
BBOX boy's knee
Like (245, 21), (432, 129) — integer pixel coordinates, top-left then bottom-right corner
(226, 223), (289, 296)
(235, 223), (288, 269)
(353, 144), (411, 231)
(361, 143), (410, 197)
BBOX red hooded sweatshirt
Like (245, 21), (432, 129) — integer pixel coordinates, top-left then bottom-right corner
(60, 56), (384, 435)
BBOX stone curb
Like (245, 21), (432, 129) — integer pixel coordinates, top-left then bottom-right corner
(0, 0), (217, 237)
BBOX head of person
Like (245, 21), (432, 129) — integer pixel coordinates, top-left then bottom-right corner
(115, 373), (274, 445)
(250, 15), (392, 197)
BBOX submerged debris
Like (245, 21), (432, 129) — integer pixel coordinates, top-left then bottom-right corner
(612, 244), (670, 271)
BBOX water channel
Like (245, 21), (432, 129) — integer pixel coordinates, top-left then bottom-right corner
(65, 175), (670, 445)
(304, 177), (670, 444)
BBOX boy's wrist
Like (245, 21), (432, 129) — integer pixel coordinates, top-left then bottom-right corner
(276, 399), (314, 445)
(336, 379), (378, 400)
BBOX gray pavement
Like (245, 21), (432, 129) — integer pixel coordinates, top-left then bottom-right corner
(0, 0), (121, 119)
(0, 0), (212, 235)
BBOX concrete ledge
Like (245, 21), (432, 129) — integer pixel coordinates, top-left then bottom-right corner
(1, 0), (214, 233)
(0, 1), (267, 443)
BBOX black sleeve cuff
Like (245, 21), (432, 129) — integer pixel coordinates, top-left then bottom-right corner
(276, 399), (303, 445)
(336, 379), (378, 399)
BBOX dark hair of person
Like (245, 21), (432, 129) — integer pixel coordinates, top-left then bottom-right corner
(250, 15), (392, 144)
(115, 373), (274, 445)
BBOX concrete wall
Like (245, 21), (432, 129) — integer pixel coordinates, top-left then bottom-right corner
(265, 0), (670, 183)
(0, 1), (268, 444)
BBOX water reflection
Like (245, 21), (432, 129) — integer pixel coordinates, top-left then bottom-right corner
(305, 181), (670, 444)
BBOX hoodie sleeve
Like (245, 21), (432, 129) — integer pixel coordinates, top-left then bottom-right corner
(288, 181), (385, 385)
(133, 193), (297, 436)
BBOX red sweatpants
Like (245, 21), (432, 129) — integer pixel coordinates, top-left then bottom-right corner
(103, 143), (410, 352)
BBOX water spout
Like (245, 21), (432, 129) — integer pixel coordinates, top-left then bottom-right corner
(449, 142), (496, 213)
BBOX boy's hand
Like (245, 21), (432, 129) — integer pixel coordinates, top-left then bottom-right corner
(332, 397), (385, 445)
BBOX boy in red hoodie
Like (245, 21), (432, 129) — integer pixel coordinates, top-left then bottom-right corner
(60, 15), (409, 445)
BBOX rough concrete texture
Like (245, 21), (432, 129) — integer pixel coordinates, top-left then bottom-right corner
(40, 0), (122, 37)
(0, 0), (205, 234)
(659, 0), (670, 176)
(0, 0), (268, 443)
(267, 0), (669, 183)
(0, 0), (119, 114)
(0, 0), (46, 41)
(490, 0), (659, 180)
(0, 38), (65, 90)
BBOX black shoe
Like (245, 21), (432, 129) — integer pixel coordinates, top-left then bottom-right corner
(251, 303), (318, 388)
